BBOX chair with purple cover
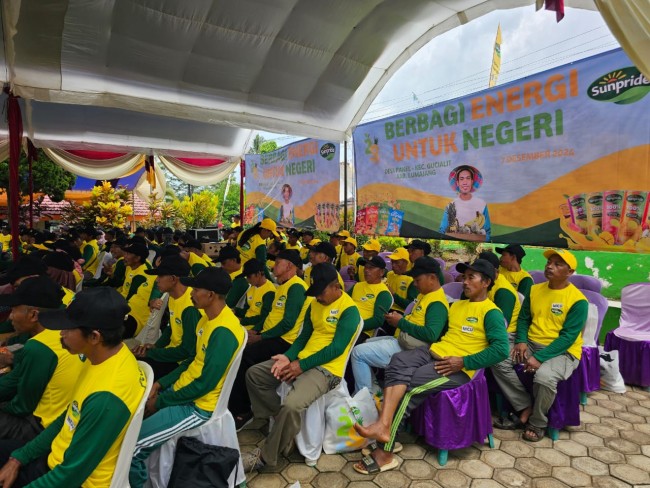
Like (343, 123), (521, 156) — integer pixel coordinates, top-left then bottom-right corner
(411, 369), (494, 465)
(448, 263), (463, 281)
(528, 270), (547, 284)
(577, 290), (609, 404)
(442, 282), (464, 302)
(604, 282), (650, 388)
(442, 271), (454, 286)
(568, 274), (602, 293)
(378, 252), (392, 272)
(340, 265), (357, 292)
(434, 257), (446, 271)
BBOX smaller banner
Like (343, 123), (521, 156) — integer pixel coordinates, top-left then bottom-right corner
(245, 139), (340, 230)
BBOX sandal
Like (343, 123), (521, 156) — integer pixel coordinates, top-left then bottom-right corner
(522, 423), (545, 442)
(493, 413), (524, 430)
(353, 454), (399, 475)
(235, 412), (254, 432)
(361, 441), (403, 457)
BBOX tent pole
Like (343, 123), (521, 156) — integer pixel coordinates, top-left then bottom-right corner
(343, 141), (348, 231)
(7, 92), (22, 260)
(28, 146), (34, 230)
(240, 159), (245, 223)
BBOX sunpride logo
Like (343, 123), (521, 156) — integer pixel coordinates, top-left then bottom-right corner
(588, 67), (650, 104)
(320, 143), (336, 161)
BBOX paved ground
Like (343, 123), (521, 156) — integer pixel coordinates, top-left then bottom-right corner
(237, 386), (650, 488)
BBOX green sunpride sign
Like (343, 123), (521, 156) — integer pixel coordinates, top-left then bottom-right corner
(587, 67), (650, 105)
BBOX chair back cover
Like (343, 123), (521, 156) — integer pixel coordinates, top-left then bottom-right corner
(442, 282), (464, 300)
(92, 251), (107, 279)
(581, 290), (609, 344)
(568, 274), (602, 293)
(529, 270), (547, 284)
(615, 282), (650, 340)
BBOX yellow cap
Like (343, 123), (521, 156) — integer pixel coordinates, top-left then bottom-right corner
(260, 218), (279, 237)
(543, 248), (577, 271)
(388, 247), (409, 261)
(362, 239), (381, 252)
(308, 238), (322, 248)
(336, 230), (352, 239)
(342, 237), (358, 248)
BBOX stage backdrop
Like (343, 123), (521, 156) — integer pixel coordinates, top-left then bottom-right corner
(353, 48), (650, 253)
(245, 139), (340, 231)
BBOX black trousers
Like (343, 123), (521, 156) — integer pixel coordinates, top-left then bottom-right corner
(0, 409), (44, 444)
(139, 356), (179, 381)
(228, 336), (290, 416)
(0, 439), (49, 487)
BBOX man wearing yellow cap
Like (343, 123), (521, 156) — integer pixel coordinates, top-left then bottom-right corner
(340, 237), (361, 270)
(352, 239), (381, 283)
(330, 230), (350, 269)
(237, 218), (279, 279)
(491, 248), (587, 442)
(385, 248), (417, 315)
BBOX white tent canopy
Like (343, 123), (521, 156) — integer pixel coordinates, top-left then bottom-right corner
(0, 0), (602, 160)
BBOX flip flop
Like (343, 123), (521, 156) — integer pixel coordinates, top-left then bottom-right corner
(353, 454), (400, 475)
(493, 413), (524, 430)
(361, 441), (403, 457)
(522, 423), (545, 442)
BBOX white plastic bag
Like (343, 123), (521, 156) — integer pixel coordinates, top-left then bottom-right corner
(323, 387), (379, 454)
(599, 346), (626, 393)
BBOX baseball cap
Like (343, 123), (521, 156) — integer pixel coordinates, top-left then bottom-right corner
(180, 267), (232, 294)
(242, 259), (266, 276)
(307, 238), (322, 248)
(456, 259), (496, 282)
(332, 229), (351, 239)
(184, 239), (202, 250)
(0, 255), (47, 286)
(543, 248), (578, 271)
(407, 256), (441, 278)
(364, 255), (386, 269)
(43, 251), (75, 272)
(287, 228), (301, 238)
(478, 251), (500, 270)
(39, 287), (131, 331)
(260, 218), (280, 238)
(0, 276), (64, 309)
(122, 241), (149, 261)
(216, 245), (240, 263)
(388, 247), (409, 262)
(342, 237), (358, 248)
(309, 241), (337, 259)
(145, 255), (191, 277)
(301, 230), (314, 238)
(496, 244), (526, 260)
(406, 239), (432, 255)
(305, 263), (339, 297)
(362, 239), (381, 252)
(276, 249), (303, 269)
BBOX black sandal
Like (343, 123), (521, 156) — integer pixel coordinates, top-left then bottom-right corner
(493, 413), (524, 430)
(522, 423), (545, 442)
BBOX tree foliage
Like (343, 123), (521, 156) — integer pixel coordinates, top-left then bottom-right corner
(172, 190), (219, 229)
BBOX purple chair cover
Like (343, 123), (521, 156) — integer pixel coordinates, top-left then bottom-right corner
(411, 369), (492, 450)
(613, 282), (650, 341)
(378, 252), (392, 272)
(605, 332), (650, 387)
(448, 263), (462, 280)
(442, 271), (454, 286)
(529, 270), (547, 284)
(568, 274), (602, 293)
(579, 347), (601, 393)
(442, 282), (464, 300)
(581, 290), (609, 345)
(434, 257), (446, 270)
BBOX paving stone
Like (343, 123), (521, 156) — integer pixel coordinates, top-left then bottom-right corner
(589, 446), (627, 464)
(591, 476), (635, 488)
(450, 446), (482, 460)
(341, 461), (378, 482)
(237, 429), (265, 445)
(481, 450), (516, 468)
(565, 423), (585, 432)
(458, 459), (494, 479)
(634, 423), (650, 435)
(642, 445), (650, 457)
(315, 454), (347, 472)
(312, 471), (351, 488)
(605, 437), (642, 454)
(625, 391), (648, 400)
(282, 463), (318, 484)
(410, 481), (444, 488)
(346, 482), (380, 488)
(533, 448), (570, 467)
(400, 459), (436, 479)
(373, 469), (410, 488)
(514, 457), (552, 478)
(613, 411), (646, 424)
(259, 456), (289, 473)
(571, 456), (609, 476)
(492, 468), (532, 488)
(596, 399), (627, 411)
(424, 451), (460, 469)
(620, 429), (650, 445)
(492, 429), (521, 441)
(570, 431), (605, 447)
(589, 391), (610, 400)
(435, 469), (472, 488)
(499, 440), (535, 458)
(584, 405), (615, 417)
(628, 405), (650, 416)
(639, 399), (650, 408)
(551, 467), (592, 487)
(579, 411), (601, 424)
(531, 479), (570, 488)
(342, 451), (363, 461)
(626, 454), (650, 473)
(470, 481), (507, 488)
(248, 473), (287, 488)
(475, 437), (503, 450)
(610, 463), (650, 485)
(553, 440), (589, 457)
(601, 416), (635, 430)
(607, 394), (638, 406)
(585, 423), (619, 438)
(399, 443), (427, 459)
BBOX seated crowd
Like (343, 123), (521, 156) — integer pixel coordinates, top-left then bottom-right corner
(0, 218), (590, 484)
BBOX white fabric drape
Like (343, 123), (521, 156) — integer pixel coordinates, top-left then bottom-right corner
(134, 163), (167, 202)
(42, 148), (144, 179)
(0, 139), (8, 162)
(595, 0), (650, 79)
(156, 154), (239, 186)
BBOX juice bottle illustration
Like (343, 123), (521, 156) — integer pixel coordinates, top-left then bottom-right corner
(617, 191), (648, 244)
(567, 194), (589, 235)
(585, 192), (603, 235)
(601, 190), (624, 241)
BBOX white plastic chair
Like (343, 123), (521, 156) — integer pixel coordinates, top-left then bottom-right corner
(109, 361), (154, 488)
(92, 251), (107, 279)
(146, 331), (247, 488)
(276, 318), (364, 465)
(129, 293), (169, 348)
(75, 279), (83, 293)
(147, 249), (157, 264)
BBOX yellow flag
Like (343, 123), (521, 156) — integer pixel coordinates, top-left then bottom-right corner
(488, 24), (502, 87)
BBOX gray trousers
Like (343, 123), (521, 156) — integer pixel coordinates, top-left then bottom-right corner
(0, 408), (43, 443)
(246, 360), (338, 466)
(491, 339), (579, 429)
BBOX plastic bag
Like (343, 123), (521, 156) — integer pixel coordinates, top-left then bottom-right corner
(323, 387), (379, 454)
(599, 346), (626, 394)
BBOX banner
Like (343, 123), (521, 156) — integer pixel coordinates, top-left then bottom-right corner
(245, 139), (340, 231)
(353, 48), (650, 253)
(488, 24), (502, 88)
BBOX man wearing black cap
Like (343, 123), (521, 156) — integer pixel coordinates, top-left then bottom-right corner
(354, 259), (508, 475)
(79, 227), (101, 278)
(299, 230), (314, 263)
(101, 237), (128, 289)
(0, 277), (83, 443)
(182, 239), (213, 275)
(0, 287), (146, 487)
(229, 249), (309, 431)
(348, 256), (393, 339)
(406, 239), (432, 265)
(217, 246), (249, 309)
(496, 244), (534, 300)
(121, 240), (162, 338)
(304, 241), (345, 288)
(478, 251), (521, 330)
(285, 228), (302, 251)
(132, 256), (200, 379)
(129, 267), (245, 488)
(235, 259), (277, 330)
(244, 263), (362, 470)
(351, 256), (450, 395)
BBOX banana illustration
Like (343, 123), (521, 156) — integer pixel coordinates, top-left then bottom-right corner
(465, 211), (485, 232)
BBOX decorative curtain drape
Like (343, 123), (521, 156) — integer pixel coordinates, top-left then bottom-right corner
(156, 154), (240, 186)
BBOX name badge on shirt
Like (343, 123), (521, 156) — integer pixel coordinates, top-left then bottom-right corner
(551, 303), (564, 316)
(462, 325), (474, 333)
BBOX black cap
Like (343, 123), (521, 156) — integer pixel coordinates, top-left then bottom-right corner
(158, 244), (181, 258)
(276, 249), (303, 269)
(0, 255), (47, 285)
(364, 255), (386, 270)
(478, 251), (500, 270)
(145, 255), (191, 277)
(217, 245), (240, 263)
(242, 259), (265, 277)
(180, 267), (232, 295)
(184, 239), (202, 250)
(0, 276), (64, 309)
(301, 230), (314, 237)
(122, 241), (149, 262)
(407, 256), (441, 278)
(406, 239), (432, 255)
(309, 241), (336, 259)
(456, 259), (496, 283)
(113, 236), (129, 248)
(287, 228), (301, 237)
(43, 251), (75, 272)
(496, 244), (526, 260)
(40, 287), (131, 331)
(305, 263), (339, 297)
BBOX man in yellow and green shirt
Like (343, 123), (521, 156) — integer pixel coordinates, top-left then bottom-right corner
(348, 256), (393, 338)
(218, 245), (249, 310)
(79, 227), (101, 278)
(385, 247), (418, 314)
(496, 244), (534, 301)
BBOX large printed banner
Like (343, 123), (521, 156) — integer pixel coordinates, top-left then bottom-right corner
(245, 139), (340, 231)
(353, 48), (650, 253)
